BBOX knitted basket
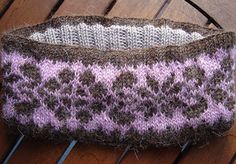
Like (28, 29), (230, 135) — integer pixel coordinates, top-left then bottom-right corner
(1, 16), (235, 148)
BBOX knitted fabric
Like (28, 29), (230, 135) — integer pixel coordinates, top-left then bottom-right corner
(30, 24), (203, 50)
(1, 16), (236, 148)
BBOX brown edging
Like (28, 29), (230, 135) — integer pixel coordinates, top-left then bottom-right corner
(3, 117), (234, 148)
(1, 16), (235, 66)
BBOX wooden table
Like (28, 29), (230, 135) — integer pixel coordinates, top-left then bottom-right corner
(0, 0), (235, 163)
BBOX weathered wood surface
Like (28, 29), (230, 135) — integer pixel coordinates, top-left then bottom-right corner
(161, 0), (208, 25)
(107, 0), (165, 18)
(0, 0), (13, 17)
(0, 0), (235, 163)
(191, 0), (236, 32)
(0, 0), (59, 33)
(54, 0), (113, 17)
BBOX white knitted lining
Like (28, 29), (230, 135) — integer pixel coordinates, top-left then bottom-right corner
(29, 23), (204, 50)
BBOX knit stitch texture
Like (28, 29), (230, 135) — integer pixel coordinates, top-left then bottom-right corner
(1, 16), (236, 148)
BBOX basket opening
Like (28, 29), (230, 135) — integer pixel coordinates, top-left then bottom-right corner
(29, 23), (204, 50)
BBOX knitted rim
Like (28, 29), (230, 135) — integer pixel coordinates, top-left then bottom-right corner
(1, 16), (236, 148)
(2, 16), (235, 65)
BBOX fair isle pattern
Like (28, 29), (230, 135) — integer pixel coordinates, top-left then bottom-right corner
(2, 48), (235, 139)
(1, 16), (236, 147)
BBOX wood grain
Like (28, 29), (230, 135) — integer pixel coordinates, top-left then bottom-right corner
(54, 0), (113, 17)
(121, 147), (180, 164)
(0, 0), (9, 11)
(8, 141), (68, 164)
(107, 0), (166, 19)
(191, 0), (236, 32)
(161, 0), (207, 25)
(64, 144), (122, 164)
(0, 0), (13, 17)
(0, 0), (58, 33)
(63, 144), (180, 164)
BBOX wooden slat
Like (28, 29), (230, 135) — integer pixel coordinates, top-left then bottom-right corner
(0, 0), (59, 33)
(191, 0), (236, 32)
(0, 0), (13, 17)
(161, 0), (207, 25)
(64, 144), (179, 164)
(7, 141), (68, 164)
(0, 0), (8, 11)
(181, 125), (236, 164)
(64, 144), (122, 164)
(107, 0), (166, 19)
(121, 147), (180, 164)
(54, 0), (113, 17)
